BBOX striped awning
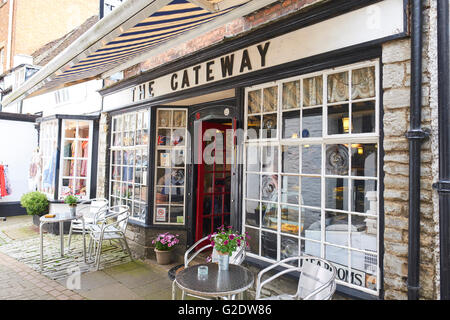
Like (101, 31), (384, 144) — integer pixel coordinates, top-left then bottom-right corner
(3, 0), (278, 106)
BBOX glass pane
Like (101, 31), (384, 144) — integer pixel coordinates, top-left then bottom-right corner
(246, 227), (260, 256)
(326, 144), (349, 176)
(158, 110), (171, 127)
(282, 145), (299, 174)
(171, 169), (185, 186)
(325, 244), (349, 275)
(248, 90), (261, 114)
(78, 141), (89, 158)
(303, 76), (323, 107)
(64, 121), (77, 138)
(281, 235), (299, 261)
(352, 101), (375, 133)
(62, 159), (74, 177)
(171, 187), (184, 205)
(352, 179), (377, 213)
(326, 178), (349, 211)
(262, 113), (277, 139)
(263, 86), (278, 113)
(246, 145), (260, 172)
(172, 149), (185, 168)
(156, 168), (171, 186)
(281, 175), (299, 205)
(302, 208), (321, 240)
(282, 81), (300, 110)
(246, 174), (260, 200)
(170, 206), (183, 224)
(262, 146), (278, 173)
(245, 201), (260, 228)
(302, 107), (322, 138)
(261, 175), (278, 202)
(74, 179), (87, 197)
(302, 145), (321, 174)
(247, 116), (261, 140)
(351, 144), (377, 177)
(76, 160), (88, 178)
(301, 177), (321, 208)
(325, 211), (349, 246)
(63, 141), (73, 157)
(328, 104), (350, 135)
(328, 72), (349, 103)
(172, 128), (185, 146)
(157, 129), (171, 146)
(352, 66), (376, 100)
(261, 231), (278, 260)
(78, 121), (90, 139)
(280, 205), (300, 235)
(282, 110), (300, 139)
(173, 110), (186, 127)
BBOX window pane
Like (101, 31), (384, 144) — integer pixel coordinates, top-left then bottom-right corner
(246, 201), (260, 228)
(325, 211), (349, 246)
(326, 178), (349, 211)
(352, 66), (376, 100)
(158, 110), (171, 127)
(246, 174), (260, 200)
(281, 175), (299, 205)
(302, 108), (322, 138)
(263, 86), (278, 113)
(326, 144), (349, 176)
(328, 72), (349, 103)
(352, 101), (375, 133)
(303, 76), (323, 107)
(247, 116), (261, 140)
(173, 110), (186, 127)
(328, 104), (349, 135)
(261, 175), (278, 202)
(246, 145), (260, 172)
(302, 208), (321, 240)
(351, 144), (377, 177)
(301, 177), (321, 208)
(78, 121), (90, 139)
(282, 145), (299, 174)
(302, 145), (321, 174)
(282, 110), (300, 139)
(262, 146), (278, 173)
(262, 203), (278, 231)
(352, 179), (377, 213)
(281, 205), (300, 235)
(246, 227), (260, 256)
(282, 81), (300, 110)
(281, 235), (299, 261)
(262, 113), (277, 139)
(248, 90), (261, 114)
(261, 231), (277, 260)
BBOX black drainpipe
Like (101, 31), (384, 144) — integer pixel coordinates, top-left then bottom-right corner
(406, 0), (430, 300)
(434, 0), (450, 300)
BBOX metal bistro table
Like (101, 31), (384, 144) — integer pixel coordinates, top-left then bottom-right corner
(173, 263), (254, 300)
(39, 212), (86, 270)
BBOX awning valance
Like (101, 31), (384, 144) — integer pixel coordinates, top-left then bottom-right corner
(2, 0), (277, 106)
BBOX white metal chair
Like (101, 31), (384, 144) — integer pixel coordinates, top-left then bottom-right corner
(255, 255), (336, 300)
(172, 236), (246, 300)
(67, 198), (108, 250)
(88, 205), (132, 270)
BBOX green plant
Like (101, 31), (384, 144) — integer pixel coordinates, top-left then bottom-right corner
(64, 195), (78, 206)
(208, 225), (249, 256)
(20, 192), (49, 216)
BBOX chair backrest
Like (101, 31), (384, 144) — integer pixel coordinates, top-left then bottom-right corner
(297, 257), (336, 300)
(89, 198), (109, 215)
(107, 205), (130, 232)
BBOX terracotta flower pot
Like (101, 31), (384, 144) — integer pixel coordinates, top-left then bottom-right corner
(155, 248), (173, 265)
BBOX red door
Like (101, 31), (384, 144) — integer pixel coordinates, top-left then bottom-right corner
(195, 121), (233, 242)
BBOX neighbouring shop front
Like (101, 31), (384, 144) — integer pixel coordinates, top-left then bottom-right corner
(97, 0), (408, 299)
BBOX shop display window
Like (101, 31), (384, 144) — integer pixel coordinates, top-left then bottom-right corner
(243, 61), (379, 295)
(109, 110), (149, 222)
(59, 120), (93, 199)
(153, 108), (187, 225)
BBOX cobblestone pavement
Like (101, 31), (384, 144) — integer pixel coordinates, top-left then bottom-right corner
(0, 251), (84, 300)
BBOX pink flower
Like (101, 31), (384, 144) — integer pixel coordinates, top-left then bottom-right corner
(224, 240), (229, 245)
(229, 234), (235, 240)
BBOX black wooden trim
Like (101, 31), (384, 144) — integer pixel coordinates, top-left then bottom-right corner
(0, 112), (39, 123)
(0, 202), (27, 217)
(90, 119), (100, 199)
(104, 114), (112, 199)
(100, 0), (407, 97)
(146, 106), (156, 226)
(53, 119), (62, 201)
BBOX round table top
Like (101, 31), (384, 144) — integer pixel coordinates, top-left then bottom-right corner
(175, 263), (254, 297)
(39, 212), (83, 223)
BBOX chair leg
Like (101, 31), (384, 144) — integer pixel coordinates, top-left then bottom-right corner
(88, 237), (94, 261)
(68, 223), (73, 250)
(121, 237), (133, 261)
(95, 239), (103, 271)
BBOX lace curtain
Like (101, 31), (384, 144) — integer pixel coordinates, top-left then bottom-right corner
(327, 67), (375, 103)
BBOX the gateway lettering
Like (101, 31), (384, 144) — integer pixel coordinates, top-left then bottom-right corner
(132, 41), (271, 102)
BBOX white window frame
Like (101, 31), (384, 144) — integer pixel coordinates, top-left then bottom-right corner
(242, 59), (380, 296)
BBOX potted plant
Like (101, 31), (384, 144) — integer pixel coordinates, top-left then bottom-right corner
(207, 225), (249, 271)
(152, 232), (180, 265)
(20, 191), (50, 228)
(64, 195), (78, 216)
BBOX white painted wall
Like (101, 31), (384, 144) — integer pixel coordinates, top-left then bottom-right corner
(0, 119), (38, 202)
(20, 79), (103, 116)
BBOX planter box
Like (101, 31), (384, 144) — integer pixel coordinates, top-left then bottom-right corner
(31, 203), (72, 235)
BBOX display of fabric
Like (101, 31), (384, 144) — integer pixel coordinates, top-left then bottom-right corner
(42, 152), (57, 189)
(0, 165), (11, 197)
(29, 148), (42, 191)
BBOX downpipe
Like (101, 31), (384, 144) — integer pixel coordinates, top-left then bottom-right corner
(406, 0), (430, 300)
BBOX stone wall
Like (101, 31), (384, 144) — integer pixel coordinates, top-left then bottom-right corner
(382, 0), (440, 300)
(96, 112), (110, 200)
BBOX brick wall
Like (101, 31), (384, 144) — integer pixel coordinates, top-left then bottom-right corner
(0, 0), (10, 73)
(382, 0), (440, 300)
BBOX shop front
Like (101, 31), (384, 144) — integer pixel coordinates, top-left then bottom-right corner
(96, 0), (408, 299)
